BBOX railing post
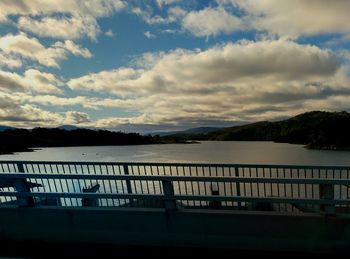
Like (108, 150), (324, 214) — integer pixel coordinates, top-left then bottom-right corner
(235, 167), (242, 209)
(209, 183), (220, 209)
(162, 180), (177, 211)
(123, 164), (134, 206)
(319, 184), (335, 215)
(16, 162), (35, 207)
(82, 182), (100, 207)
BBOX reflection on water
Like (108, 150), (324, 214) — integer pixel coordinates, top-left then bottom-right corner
(1, 141), (350, 166)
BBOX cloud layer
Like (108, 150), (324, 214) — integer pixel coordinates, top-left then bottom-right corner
(65, 40), (349, 127)
(0, 1), (350, 131)
(0, 33), (91, 68)
(0, 0), (126, 40)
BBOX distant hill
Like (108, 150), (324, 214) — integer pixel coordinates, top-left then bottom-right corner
(0, 127), (164, 155)
(56, 125), (80, 131)
(165, 111), (350, 150)
(149, 127), (222, 136)
(0, 125), (16, 132)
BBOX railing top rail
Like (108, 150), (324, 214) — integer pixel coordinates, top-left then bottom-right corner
(1, 160), (350, 170)
(0, 172), (350, 185)
(2, 191), (350, 205)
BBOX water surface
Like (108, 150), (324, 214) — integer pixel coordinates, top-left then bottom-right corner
(1, 141), (350, 166)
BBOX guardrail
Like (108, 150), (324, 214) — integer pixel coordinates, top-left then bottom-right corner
(0, 161), (349, 215)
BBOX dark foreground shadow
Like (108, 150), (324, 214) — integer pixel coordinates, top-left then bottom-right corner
(0, 240), (343, 259)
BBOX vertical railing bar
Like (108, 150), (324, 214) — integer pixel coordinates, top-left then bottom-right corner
(59, 164), (72, 206)
(143, 165), (150, 195)
(106, 166), (115, 207)
(68, 164), (78, 206)
(195, 166), (202, 207)
(297, 168), (301, 199)
(347, 169), (349, 201)
(265, 168), (268, 198)
(202, 167), (208, 198)
(184, 166), (189, 207)
(222, 167), (228, 207)
(80, 167), (91, 207)
(191, 166), (195, 199)
(74, 164), (84, 196)
(275, 168), (281, 212)
(188, 166), (193, 207)
(32, 163), (44, 192)
(283, 168), (286, 198)
(290, 168), (294, 198)
(269, 167), (273, 199)
(311, 169), (315, 198)
(0, 163), (9, 203)
(113, 165), (122, 206)
(154, 166), (160, 194)
(242, 167), (249, 197)
(136, 166), (144, 195)
(86, 164), (93, 191)
(256, 168), (260, 197)
(0, 163), (5, 173)
(48, 164), (58, 193)
(248, 167), (252, 197)
(234, 167), (241, 209)
(58, 165), (67, 206)
(130, 166), (137, 196)
(318, 169), (321, 204)
(339, 170), (342, 202)
(98, 165), (107, 206)
(50, 164), (63, 206)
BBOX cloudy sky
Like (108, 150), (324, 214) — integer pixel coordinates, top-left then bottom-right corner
(0, 0), (350, 132)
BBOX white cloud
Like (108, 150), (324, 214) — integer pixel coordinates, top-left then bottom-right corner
(66, 40), (349, 126)
(25, 95), (88, 107)
(18, 16), (99, 40)
(0, 0), (126, 40)
(144, 31), (156, 39)
(105, 29), (115, 37)
(0, 69), (62, 94)
(219, 0), (350, 38)
(67, 68), (145, 96)
(53, 40), (92, 58)
(131, 5), (185, 25)
(24, 69), (63, 94)
(65, 111), (90, 124)
(0, 94), (64, 127)
(0, 52), (22, 69)
(156, 0), (183, 8)
(0, 91), (94, 127)
(0, 33), (91, 68)
(182, 7), (243, 37)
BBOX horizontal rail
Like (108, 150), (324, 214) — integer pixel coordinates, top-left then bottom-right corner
(1, 191), (349, 206)
(0, 173), (350, 185)
(1, 160), (350, 170)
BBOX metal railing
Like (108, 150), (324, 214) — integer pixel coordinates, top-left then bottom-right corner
(0, 161), (350, 214)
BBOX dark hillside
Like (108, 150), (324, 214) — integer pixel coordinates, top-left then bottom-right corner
(165, 111), (350, 150)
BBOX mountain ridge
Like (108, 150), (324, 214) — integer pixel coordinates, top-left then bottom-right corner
(164, 111), (350, 150)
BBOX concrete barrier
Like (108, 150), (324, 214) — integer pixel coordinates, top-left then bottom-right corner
(0, 206), (350, 253)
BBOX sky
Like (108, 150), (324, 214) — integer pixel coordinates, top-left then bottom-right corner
(0, 0), (350, 133)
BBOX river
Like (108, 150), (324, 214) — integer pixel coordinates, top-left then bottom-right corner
(1, 141), (350, 166)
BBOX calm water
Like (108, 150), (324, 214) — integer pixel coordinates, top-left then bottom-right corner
(0, 141), (350, 166)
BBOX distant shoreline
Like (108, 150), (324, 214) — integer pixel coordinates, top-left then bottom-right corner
(2, 140), (350, 157)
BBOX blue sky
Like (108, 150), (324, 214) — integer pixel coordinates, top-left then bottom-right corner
(0, 0), (350, 133)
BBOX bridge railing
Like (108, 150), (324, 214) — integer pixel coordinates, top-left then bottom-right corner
(0, 161), (349, 214)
